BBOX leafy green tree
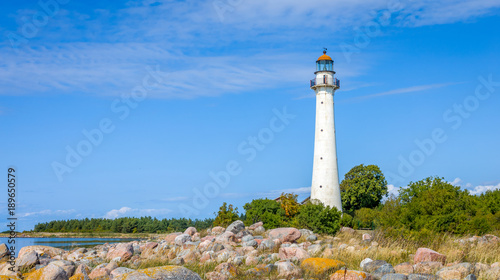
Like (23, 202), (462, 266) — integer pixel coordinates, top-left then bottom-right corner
(296, 201), (341, 234)
(213, 202), (239, 227)
(243, 198), (285, 228)
(340, 164), (388, 213)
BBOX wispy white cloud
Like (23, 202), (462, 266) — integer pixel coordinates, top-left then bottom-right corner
(21, 209), (75, 217)
(343, 82), (462, 103)
(104, 206), (172, 219)
(2, 0), (498, 100)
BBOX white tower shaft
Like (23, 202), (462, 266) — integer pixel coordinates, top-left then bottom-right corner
(310, 53), (342, 212)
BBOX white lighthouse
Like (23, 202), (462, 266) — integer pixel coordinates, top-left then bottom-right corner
(310, 50), (343, 212)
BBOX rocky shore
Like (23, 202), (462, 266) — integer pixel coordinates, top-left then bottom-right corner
(0, 221), (499, 280)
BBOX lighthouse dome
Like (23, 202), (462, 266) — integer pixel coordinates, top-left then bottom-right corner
(317, 51), (332, 61)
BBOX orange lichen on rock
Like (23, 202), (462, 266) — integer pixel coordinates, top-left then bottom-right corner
(301, 257), (346, 275)
(69, 273), (87, 280)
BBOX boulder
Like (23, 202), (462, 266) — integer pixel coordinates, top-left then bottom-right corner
(436, 262), (472, 279)
(268, 228), (301, 243)
(164, 232), (183, 244)
(330, 269), (367, 280)
(307, 235), (318, 242)
(253, 226), (265, 234)
(362, 234), (372, 241)
(225, 220), (245, 235)
(107, 243), (134, 262)
(275, 260), (302, 278)
(407, 274), (441, 280)
(279, 247), (309, 261)
(381, 274), (408, 280)
(214, 262), (238, 278)
(372, 263), (396, 280)
(25, 263), (68, 280)
(211, 226), (225, 234)
(248, 222), (263, 230)
(114, 265), (201, 280)
(18, 246), (65, 259)
(363, 260), (388, 273)
(215, 232), (235, 243)
(0, 243), (10, 259)
(16, 250), (39, 270)
(360, 258), (374, 270)
(184, 227), (197, 236)
(301, 258), (345, 276)
(394, 262), (414, 274)
(414, 261), (442, 274)
(89, 263), (110, 279)
(51, 260), (76, 277)
(174, 234), (192, 246)
(110, 267), (136, 278)
(414, 248), (446, 265)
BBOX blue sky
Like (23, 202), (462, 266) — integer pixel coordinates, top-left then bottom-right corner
(1, 0), (500, 231)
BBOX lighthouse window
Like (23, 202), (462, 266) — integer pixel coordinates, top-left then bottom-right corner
(320, 185), (322, 188)
(321, 101), (323, 104)
(321, 129), (323, 132)
(320, 157), (323, 160)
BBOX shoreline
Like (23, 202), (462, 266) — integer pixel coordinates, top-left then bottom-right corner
(0, 232), (158, 239)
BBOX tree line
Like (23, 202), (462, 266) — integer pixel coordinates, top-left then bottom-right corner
(33, 216), (214, 233)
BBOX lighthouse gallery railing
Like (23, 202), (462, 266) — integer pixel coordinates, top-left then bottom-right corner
(310, 77), (340, 88)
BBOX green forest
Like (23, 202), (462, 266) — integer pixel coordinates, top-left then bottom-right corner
(33, 216), (214, 233)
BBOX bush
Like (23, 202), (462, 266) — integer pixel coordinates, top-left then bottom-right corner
(339, 213), (354, 228)
(353, 208), (378, 229)
(296, 201), (341, 235)
(243, 198), (285, 228)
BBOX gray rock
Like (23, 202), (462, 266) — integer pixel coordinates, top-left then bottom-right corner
(232, 256), (244, 266)
(226, 220), (245, 235)
(16, 250), (39, 269)
(381, 273), (408, 280)
(372, 263), (396, 280)
(253, 226), (265, 234)
(40, 263), (68, 280)
(111, 267), (136, 278)
(360, 257), (374, 270)
(174, 234), (192, 246)
(258, 239), (275, 250)
(0, 243), (10, 259)
(306, 234), (318, 242)
(407, 274), (441, 280)
(51, 260), (75, 277)
(307, 244), (322, 256)
(465, 274), (477, 280)
(299, 229), (314, 237)
(213, 243), (225, 252)
(243, 240), (258, 247)
(242, 235), (255, 242)
(364, 259), (389, 273)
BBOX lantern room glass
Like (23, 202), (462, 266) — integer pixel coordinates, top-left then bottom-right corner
(316, 60), (333, 72)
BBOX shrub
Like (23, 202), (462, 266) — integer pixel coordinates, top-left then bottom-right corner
(354, 208), (378, 229)
(243, 198), (285, 228)
(296, 201), (341, 235)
